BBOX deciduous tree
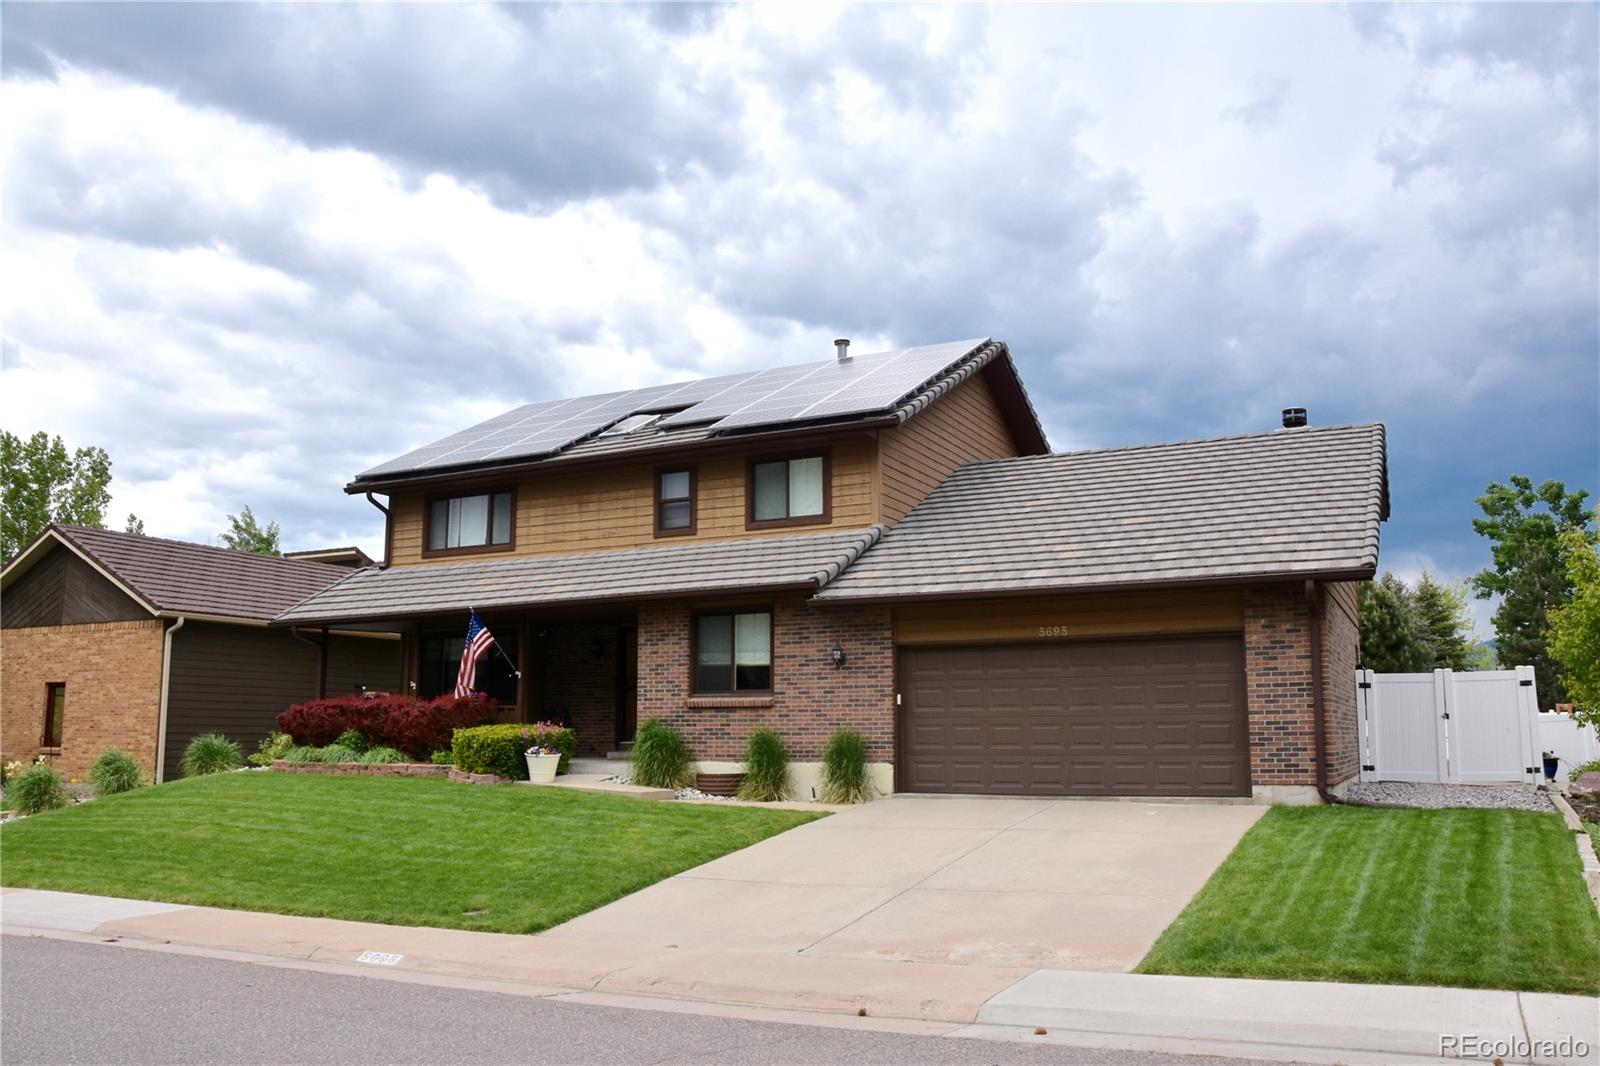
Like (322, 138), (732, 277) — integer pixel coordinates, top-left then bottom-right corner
(220, 505), (282, 556)
(1, 430), (113, 560)
(1549, 530), (1600, 727)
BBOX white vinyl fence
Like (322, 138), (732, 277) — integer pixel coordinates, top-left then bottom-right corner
(1357, 667), (1541, 785)
(1537, 712), (1600, 784)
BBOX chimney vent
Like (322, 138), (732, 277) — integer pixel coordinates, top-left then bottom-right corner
(834, 338), (851, 363)
(1281, 407), (1308, 429)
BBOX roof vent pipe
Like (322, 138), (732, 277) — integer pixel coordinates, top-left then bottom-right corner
(1281, 407), (1307, 429)
(834, 338), (851, 363)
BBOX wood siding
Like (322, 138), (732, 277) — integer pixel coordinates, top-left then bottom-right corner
(325, 634), (403, 695)
(385, 437), (877, 566)
(2, 547), (149, 629)
(892, 587), (1246, 646)
(164, 622), (319, 780)
(878, 374), (1018, 525)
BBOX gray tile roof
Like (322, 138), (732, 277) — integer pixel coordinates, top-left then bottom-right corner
(275, 526), (884, 626)
(814, 424), (1389, 602)
(19, 525), (355, 621)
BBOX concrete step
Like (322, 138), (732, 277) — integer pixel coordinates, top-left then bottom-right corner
(566, 757), (620, 776)
(605, 749), (633, 761)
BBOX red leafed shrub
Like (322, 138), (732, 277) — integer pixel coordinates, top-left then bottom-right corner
(277, 694), (495, 758)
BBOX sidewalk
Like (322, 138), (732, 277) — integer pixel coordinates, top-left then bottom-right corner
(3, 887), (1596, 1066)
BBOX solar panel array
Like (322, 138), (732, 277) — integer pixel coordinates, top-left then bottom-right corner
(358, 338), (990, 479)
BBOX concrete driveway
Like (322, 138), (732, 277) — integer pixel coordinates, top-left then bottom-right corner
(544, 795), (1265, 971)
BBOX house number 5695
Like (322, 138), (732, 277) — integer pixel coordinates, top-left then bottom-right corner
(1038, 625), (1069, 637)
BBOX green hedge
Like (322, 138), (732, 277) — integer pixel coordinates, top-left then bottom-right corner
(452, 723), (576, 780)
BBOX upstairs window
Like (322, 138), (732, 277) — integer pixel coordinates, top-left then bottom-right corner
(694, 612), (772, 693)
(42, 682), (65, 748)
(656, 468), (696, 536)
(427, 490), (513, 554)
(749, 454), (829, 526)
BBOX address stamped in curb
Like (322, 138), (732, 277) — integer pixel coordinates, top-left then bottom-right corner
(356, 951), (404, 966)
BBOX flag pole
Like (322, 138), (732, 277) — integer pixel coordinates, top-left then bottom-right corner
(470, 606), (522, 679)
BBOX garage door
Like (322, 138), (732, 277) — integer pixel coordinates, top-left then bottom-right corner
(897, 635), (1250, 797)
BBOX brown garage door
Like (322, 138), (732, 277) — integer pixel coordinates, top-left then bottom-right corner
(897, 635), (1250, 797)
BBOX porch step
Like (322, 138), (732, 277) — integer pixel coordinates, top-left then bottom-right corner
(566, 757), (620, 776)
(605, 749), (633, 761)
(520, 774), (673, 802)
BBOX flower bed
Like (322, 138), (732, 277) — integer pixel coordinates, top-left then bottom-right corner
(270, 759), (447, 778)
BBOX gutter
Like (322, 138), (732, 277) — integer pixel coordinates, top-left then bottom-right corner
(809, 567), (1380, 607)
(154, 616), (185, 784)
(1305, 578), (1337, 805)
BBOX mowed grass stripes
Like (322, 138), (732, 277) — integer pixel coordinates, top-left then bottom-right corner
(0, 773), (821, 935)
(1137, 805), (1600, 995)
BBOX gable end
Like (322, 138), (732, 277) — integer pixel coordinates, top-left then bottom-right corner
(2, 543), (152, 628)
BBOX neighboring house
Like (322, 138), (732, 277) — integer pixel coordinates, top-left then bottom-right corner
(284, 546), (377, 568)
(277, 337), (1388, 803)
(1, 526), (402, 781)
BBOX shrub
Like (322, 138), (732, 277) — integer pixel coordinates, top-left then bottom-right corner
(89, 748), (144, 796)
(280, 745), (321, 763)
(182, 734), (243, 778)
(312, 744), (361, 764)
(334, 729), (369, 754)
(430, 750), (454, 766)
(818, 729), (871, 804)
(277, 694), (495, 758)
(631, 719), (693, 789)
(737, 729), (790, 802)
(7, 764), (67, 814)
(357, 746), (409, 765)
(452, 723), (576, 780)
(247, 732), (295, 767)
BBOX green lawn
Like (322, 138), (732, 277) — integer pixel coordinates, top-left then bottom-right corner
(1138, 805), (1600, 996)
(0, 773), (821, 934)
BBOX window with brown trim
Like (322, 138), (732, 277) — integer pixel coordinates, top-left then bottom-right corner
(425, 489), (514, 555)
(747, 452), (830, 527)
(693, 611), (772, 693)
(42, 682), (65, 748)
(655, 468), (696, 536)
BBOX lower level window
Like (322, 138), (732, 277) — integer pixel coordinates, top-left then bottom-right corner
(42, 682), (65, 747)
(695, 612), (772, 693)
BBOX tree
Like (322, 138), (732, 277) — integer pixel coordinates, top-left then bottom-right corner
(1411, 571), (1473, 670)
(1470, 476), (1596, 704)
(1, 430), (113, 560)
(1358, 573), (1431, 672)
(124, 514), (146, 535)
(220, 506), (282, 556)
(1549, 530), (1600, 727)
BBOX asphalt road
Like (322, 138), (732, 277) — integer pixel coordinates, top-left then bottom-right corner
(1, 935), (1294, 1066)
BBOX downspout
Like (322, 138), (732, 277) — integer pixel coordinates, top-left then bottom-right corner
(366, 492), (390, 568)
(1305, 579), (1337, 805)
(155, 616), (185, 784)
(290, 626), (328, 699)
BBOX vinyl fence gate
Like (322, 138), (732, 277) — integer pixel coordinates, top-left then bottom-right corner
(1356, 667), (1542, 785)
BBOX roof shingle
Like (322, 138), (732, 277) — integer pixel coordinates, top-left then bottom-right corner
(814, 424), (1388, 602)
(275, 526), (884, 626)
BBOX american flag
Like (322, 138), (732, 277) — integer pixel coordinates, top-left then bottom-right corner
(454, 610), (496, 697)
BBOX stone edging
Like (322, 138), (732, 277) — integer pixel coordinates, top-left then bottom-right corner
(1549, 791), (1600, 914)
(447, 768), (515, 785)
(269, 760), (447, 778)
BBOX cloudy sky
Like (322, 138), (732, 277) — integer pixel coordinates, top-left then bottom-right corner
(2, 2), (1595, 632)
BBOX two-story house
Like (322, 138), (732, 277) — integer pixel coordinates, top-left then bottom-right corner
(278, 338), (1388, 804)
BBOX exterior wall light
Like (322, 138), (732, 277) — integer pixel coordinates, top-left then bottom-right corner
(831, 645), (846, 669)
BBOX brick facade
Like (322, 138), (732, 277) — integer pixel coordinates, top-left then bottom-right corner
(0, 619), (165, 780)
(1243, 582), (1360, 790)
(637, 594), (894, 761)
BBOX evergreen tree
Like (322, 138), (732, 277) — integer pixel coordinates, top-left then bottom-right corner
(1412, 571), (1472, 670)
(1358, 573), (1431, 672)
(1470, 476), (1596, 704)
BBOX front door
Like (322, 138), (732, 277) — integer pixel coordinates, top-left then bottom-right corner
(616, 627), (638, 745)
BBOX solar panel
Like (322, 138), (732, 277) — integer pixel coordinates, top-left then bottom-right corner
(357, 339), (990, 479)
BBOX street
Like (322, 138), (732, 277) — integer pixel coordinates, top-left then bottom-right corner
(1, 936), (1293, 1066)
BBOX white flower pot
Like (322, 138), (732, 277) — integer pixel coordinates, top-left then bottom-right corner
(525, 752), (560, 784)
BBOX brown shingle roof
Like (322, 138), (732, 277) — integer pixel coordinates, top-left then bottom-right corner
(814, 424), (1389, 603)
(16, 525), (357, 622)
(274, 526), (884, 626)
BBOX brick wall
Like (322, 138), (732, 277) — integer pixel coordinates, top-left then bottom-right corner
(1321, 581), (1362, 786)
(0, 620), (165, 780)
(1243, 582), (1361, 789)
(637, 594), (894, 761)
(537, 624), (618, 755)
